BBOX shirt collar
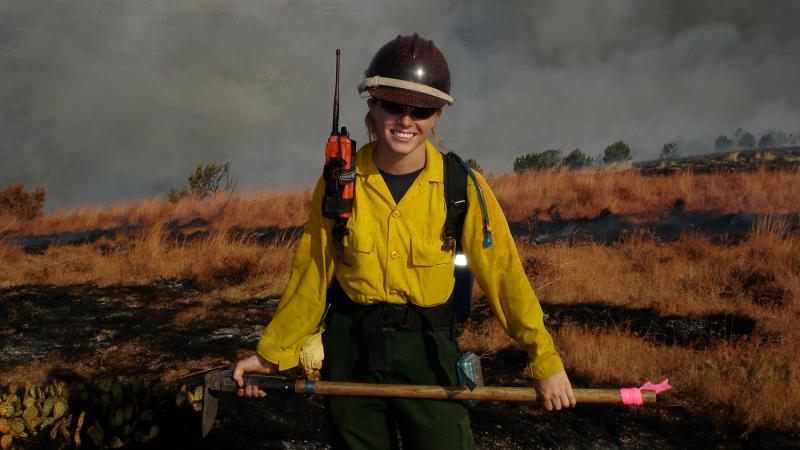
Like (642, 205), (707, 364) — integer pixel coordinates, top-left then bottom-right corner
(355, 140), (444, 183)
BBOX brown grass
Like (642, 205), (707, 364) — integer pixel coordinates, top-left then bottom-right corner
(454, 231), (799, 430)
(557, 325), (799, 430)
(491, 167), (800, 221)
(0, 225), (297, 299)
(517, 233), (799, 320)
(13, 189), (312, 236)
(4, 167), (800, 237)
(458, 319), (517, 357)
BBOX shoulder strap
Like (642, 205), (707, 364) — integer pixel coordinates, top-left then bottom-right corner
(443, 152), (475, 324)
(442, 152), (469, 251)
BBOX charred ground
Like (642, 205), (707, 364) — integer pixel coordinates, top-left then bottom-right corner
(1, 282), (798, 449)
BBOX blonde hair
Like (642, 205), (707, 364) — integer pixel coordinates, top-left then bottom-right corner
(364, 106), (445, 150)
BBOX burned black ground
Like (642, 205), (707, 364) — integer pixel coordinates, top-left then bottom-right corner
(2, 283), (798, 449)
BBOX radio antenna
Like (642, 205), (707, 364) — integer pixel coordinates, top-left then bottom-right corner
(331, 49), (341, 135)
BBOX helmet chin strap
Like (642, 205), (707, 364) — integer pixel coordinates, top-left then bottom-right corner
(358, 76), (454, 105)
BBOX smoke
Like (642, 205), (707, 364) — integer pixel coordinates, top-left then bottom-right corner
(1, 0), (799, 209)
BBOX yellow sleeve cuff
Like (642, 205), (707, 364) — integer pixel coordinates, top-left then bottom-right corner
(529, 354), (565, 380)
(255, 343), (300, 371)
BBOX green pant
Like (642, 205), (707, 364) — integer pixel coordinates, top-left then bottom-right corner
(321, 301), (476, 450)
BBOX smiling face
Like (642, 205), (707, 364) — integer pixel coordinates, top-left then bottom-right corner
(368, 98), (441, 173)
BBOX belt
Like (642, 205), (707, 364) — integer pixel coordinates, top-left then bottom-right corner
(326, 280), (456, 372)
(327, 280), (455, 330)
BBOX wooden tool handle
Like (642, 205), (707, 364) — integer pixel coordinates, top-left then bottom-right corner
(296, 380), (656, 404)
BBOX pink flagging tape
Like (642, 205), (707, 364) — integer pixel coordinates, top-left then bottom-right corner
(620, 379), (672, 405)
(620, 388), (644, 406)
(641, 379), (672, 393)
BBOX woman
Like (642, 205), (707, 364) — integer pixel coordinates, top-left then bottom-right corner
(234, 33), (575, 449)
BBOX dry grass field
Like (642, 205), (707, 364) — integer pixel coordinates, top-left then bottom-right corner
(461, 231), (799, 430)
(2, 168), (799, 237)
(1, 167), (799, 444)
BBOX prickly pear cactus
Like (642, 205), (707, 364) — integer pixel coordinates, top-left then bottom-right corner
(0, 379), (75, 448)
(0, 433), (12, 450)
(0, 403), (13, 419)
(52, 396), (68, 420)
(2, 376), (204, 448)
(9, 418), (24, 437)
(87, 421), (104, 448)
(73, 410), (85, 447)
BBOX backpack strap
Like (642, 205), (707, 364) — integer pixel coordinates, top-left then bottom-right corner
(442, 152), (473, 324)
(442, 152), (469, 252)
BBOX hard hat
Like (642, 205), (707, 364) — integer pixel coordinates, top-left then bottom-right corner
(358, 33), (453, 109)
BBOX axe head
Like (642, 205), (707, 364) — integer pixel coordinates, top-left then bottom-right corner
(202, 369), (237, 438)
(200, 369), (294, 438)
(202, 371), (220, 438)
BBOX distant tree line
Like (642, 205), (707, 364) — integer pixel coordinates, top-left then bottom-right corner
(512, 142), (630, 173)
(714, 128), (796, 152)
(509, 126), (799, 174)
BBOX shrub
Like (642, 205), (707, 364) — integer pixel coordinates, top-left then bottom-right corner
(738, 132), (756, 149)
(167, 187), (191, 203)
(0, 184), (45, 221)
(465, 158), (483, 174)
(513, 149), (562, 173)
(714, 135), (734, 151)
(759, 130), (788, 149)
(562, 148), (592, 169)
(602, 141), (631, 164)
(660, 141), (679, 160)
(168, 162), (235, 203)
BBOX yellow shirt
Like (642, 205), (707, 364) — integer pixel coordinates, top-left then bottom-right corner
(256, 140), (564, 380)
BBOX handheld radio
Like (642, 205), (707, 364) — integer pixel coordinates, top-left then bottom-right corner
(322, 50), (356, 262)
(322, 49), (356, 220)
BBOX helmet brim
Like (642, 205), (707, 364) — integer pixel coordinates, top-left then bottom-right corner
(369, 86), (448, 109)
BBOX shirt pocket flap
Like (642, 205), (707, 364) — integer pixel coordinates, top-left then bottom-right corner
(347, 231), (375, 253)
(411, 236), (453, 267)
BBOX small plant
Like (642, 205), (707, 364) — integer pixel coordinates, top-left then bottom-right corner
(0, 185), (45, 221)
(513, 149), (562, 173)
(602, 141), (631, 164)
(168, 162), (235, 203)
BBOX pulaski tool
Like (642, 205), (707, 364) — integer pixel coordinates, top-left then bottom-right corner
(201, 370), (660, 438)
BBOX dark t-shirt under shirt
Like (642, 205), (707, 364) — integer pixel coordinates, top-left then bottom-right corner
(379, 168), (424, 204)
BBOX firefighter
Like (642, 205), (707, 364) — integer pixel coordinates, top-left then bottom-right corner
(234, 33), (575, 449)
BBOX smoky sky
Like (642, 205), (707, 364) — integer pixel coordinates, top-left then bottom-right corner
(1, 0), (799, 210)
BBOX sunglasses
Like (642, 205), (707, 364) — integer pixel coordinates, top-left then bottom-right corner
(377, 100), (439, 120)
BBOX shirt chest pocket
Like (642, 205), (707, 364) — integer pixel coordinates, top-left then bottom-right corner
(410, 236), (452, 266)
(409, 236), (456, 304)
(345, 230), (375, 254)
(339, 228), (381, 296)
